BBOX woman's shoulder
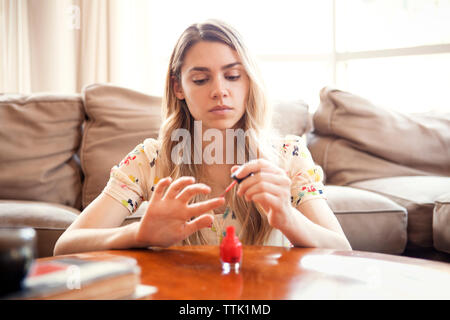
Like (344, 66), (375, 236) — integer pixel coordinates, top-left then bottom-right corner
(142, 137), (161, 156)
(270, 133), (317, 176)
(270, 134), (307, 155)
(281, 134), (306, 145)
(117, 138), (160, 169)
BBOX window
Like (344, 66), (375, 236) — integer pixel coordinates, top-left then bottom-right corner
(335, 0), (450, 113)
(143, 0), (450, 113)
(335, 0), (450, 51)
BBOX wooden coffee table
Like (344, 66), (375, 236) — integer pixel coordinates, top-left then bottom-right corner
(46, 246), (450, 299)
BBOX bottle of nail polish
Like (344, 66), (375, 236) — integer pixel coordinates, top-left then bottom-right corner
(220, 226), (242, 273)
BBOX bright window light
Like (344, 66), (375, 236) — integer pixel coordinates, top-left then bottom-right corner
(337, 53), (450, 113)
(144, 0), (334, 110)
(138, 0), (450, 113)
(335, 0), (450, 113)
(336, 0), (450, 52)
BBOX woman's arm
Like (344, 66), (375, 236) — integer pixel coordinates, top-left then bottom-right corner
(53, 193), (143, 255)
(54, 177), (225, 255)
(233, 160), (352, 250)
(281, 199), (351, 250)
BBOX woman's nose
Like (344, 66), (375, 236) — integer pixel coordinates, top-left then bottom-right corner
(210, 77), (228, 100)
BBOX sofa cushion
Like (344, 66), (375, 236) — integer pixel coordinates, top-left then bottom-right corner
(80, 83), (162, 209)
(324, 185), (407, 254)
(0, 200), (79, 257)
(350, 176), (450, 249)
(307, 135), (426, 185)
(433, 192), (450, 254)
(0, 93), (84, 209)
(271, 99), (312, 137)
(309, 87), (450, 185)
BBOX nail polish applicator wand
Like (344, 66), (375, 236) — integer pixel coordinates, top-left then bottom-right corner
(218, 171), (253, 273)
(220, 172), (253, 198)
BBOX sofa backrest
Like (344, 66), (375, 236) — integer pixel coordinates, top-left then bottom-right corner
(0, 93), (84, 208)
(0, 83), (312, 210)
(80, 83), (162, 209)
(309, 87), (450, 185)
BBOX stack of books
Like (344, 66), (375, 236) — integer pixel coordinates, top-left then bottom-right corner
(3, 254), (156, 300)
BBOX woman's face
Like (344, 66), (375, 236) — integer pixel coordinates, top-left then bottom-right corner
(174, 41), (250, 131)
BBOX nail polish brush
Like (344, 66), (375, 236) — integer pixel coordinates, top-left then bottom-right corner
(219, 172), (253, 197)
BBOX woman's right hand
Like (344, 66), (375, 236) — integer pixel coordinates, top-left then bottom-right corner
(135, 176), (224, 247)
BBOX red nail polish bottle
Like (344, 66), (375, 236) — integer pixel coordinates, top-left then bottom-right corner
(220, 226), (242, 273)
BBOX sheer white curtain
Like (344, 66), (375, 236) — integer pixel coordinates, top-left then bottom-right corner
(0, 0), (152, 94)
(1, 0), (31, 93)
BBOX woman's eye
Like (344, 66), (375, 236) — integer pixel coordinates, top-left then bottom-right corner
(193, 78), (208, 85)
(226, 75), (241, 81)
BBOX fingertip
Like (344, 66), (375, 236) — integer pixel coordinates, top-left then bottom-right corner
(197, 185), (211, 194)
(210, 196), (225, 206)
(234, 165), (247, 178)
(157, 177), (167, 186)
(196, 214), (214, 230)
(180, 176), (195, 183)
(206, 214), (215, 227)
(159, 177), (171, 186)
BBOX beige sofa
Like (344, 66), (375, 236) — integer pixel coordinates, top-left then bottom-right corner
(1, 84), (449, 260)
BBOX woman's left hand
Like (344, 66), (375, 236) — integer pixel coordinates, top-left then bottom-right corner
(231, 159), (294, 230)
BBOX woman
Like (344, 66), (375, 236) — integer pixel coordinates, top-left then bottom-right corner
(54, 20), (351, 255)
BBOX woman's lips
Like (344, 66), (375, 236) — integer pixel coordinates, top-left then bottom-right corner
(209, 105), (233, 115)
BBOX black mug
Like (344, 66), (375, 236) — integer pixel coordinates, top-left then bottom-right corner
(0, 227), (36, 296)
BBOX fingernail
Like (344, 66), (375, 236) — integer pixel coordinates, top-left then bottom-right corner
(234, 165), (244, 177)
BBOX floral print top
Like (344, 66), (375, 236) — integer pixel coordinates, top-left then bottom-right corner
(103, 134), (326, 246)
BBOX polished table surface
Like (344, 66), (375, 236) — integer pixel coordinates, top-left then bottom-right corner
(51, 246), (450, 299)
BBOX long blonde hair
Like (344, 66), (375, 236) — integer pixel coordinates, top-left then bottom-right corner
(158, 19), (279, 245)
